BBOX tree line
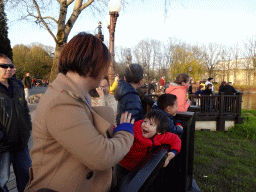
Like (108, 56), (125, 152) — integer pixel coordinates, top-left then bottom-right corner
(114, 37), (256, 84)
(12, 43), (53, 80)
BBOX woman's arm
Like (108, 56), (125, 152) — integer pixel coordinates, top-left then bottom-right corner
(46, 97), (134, 171)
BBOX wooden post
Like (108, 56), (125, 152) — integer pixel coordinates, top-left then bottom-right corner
(235, 92), (244, 124)
(217, 92), (225, 131)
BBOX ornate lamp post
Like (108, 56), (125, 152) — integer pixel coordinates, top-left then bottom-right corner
(107, 0), (121, 85)
(95, 21), (104, 42)
(126, 48), (132, 65)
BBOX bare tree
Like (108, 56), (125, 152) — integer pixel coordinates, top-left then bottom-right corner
(204, 43), (221, 78)
(243, 36), (256, 85)
(5, 0), (175, 81)
(5, 0), (110, 81)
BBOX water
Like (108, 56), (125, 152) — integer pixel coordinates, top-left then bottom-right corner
(242, 93), (256, 110)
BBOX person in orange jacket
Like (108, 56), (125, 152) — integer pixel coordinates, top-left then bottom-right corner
(165, 73), (191, 112)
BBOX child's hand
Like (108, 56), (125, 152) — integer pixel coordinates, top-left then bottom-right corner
(163, 152), (175, 167)
(177, 125), (183, 130)
(120, 111), (135, 125)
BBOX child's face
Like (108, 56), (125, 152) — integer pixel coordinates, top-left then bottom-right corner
(141, 118), (159, 139)
(165, 100), (178, 116)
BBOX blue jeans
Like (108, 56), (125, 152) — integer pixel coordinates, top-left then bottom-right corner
(0, 145), (31, 192)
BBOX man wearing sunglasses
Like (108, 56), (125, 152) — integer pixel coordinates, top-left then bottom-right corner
(0, 54), (32, 192)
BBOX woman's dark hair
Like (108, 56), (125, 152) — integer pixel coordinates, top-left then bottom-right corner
(58, 33), (110, 78)
(221, 81), (226, 86)
(124, 64), (143, 83)
(157, 94), (177, 111)
(144, 109), (170, 134)
(174, 73), (189, 85)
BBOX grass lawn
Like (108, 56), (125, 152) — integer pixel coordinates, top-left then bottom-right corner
(193, 110), (256, 192)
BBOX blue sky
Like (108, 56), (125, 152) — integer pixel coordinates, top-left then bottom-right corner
(6, 0), (256, 50)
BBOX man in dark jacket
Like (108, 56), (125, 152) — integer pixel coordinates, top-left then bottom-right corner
(115, 64), (144, 125)
(0, 54), (32, 192)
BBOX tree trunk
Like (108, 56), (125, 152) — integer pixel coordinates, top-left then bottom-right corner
(49, 44), (65, 82)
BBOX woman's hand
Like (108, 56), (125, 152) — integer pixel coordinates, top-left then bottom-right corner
(163, 152), (175, 167)
(115, 75), (119, 82)
(96, 87), (104, 98)
(120, 111), (135, 125)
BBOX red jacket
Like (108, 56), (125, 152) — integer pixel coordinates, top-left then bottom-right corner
(119, 120), (182, 171)
(165, 83), (190, 112)
(159, 78), (165, 86)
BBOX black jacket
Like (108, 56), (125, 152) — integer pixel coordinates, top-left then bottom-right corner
(204, 88), (213, 95)
(137, 87), (155, 116)
(115, 79), (143, 125)
(219, 85), (237, 95)
(0, 79), (32, 152)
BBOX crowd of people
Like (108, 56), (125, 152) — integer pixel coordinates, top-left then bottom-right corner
(0, 32), (240, 192)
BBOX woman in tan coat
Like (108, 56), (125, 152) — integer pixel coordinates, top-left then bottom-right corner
(25, 33), (135, 192)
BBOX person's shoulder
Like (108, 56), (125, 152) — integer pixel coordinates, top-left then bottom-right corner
(10, 77), (24, 89)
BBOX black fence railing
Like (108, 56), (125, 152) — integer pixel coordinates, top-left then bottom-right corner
(114, 112), (200, 192)
(146, 93), (244, 131)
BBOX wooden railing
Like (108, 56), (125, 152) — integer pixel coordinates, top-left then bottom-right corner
(146, 93), (244, 131)
(189, 92), (243, 131)
(114, 112), (200, 192)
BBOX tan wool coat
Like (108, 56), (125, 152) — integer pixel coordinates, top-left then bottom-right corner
(25, 73), (134, 192)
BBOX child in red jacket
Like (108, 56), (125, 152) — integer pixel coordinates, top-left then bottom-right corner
(116, 109), (182, 184)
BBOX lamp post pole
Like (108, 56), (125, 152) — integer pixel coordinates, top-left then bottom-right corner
(107, 0), (121, 86)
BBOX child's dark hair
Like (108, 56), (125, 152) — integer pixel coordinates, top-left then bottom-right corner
(157, 94), (177, 111)
(144, 109), (170, 134)
(174, 73), (189, 85)
(206, 84), (212, 89)
(124, 64), (143, 83)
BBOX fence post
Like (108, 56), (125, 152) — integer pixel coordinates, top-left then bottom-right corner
(235, 92), (243, 124)
(217, 92), (225, 131)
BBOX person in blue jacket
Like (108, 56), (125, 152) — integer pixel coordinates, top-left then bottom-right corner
(152, 94), (183, 135)
(115, 64), (144, 125)
(195, 85), (205, 96)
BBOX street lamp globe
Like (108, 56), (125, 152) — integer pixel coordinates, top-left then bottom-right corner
(108, 0), (122, 12)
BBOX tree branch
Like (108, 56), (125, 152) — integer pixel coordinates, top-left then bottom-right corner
(41, 16), (58, 23)
(32, 0), (58, 44)
(80, 0), (94, 11)
(67, 0), (75, 6)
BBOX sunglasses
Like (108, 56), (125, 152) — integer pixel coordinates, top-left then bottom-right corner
(0, 64), (15, 69)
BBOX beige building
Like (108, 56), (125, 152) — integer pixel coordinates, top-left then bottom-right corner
(213, 58), (255, 85)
